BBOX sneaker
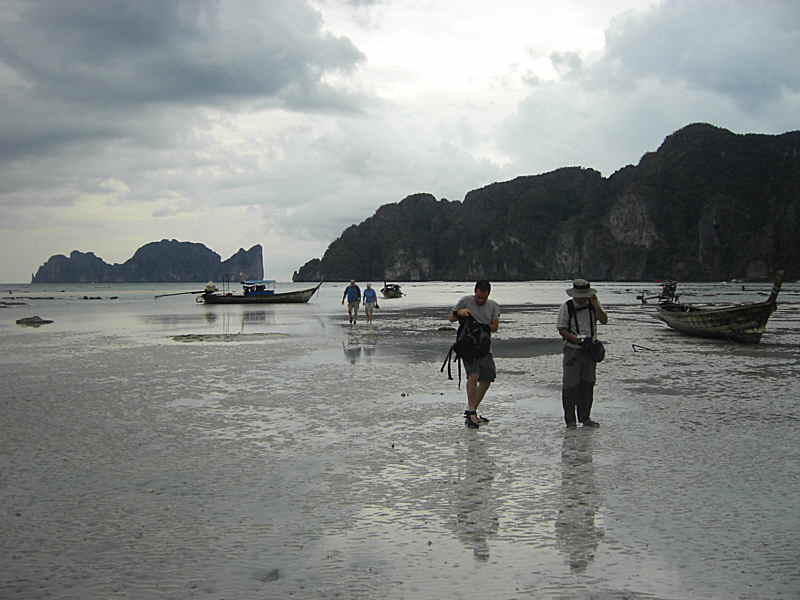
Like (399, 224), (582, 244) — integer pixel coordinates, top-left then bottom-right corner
(581, 419), (600, 428)
(566, 423), (577, 429)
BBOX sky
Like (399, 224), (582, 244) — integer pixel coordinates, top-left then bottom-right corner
(1, 0), (799, 283)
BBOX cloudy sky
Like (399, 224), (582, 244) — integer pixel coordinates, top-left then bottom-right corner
(1, 0), (798, 282)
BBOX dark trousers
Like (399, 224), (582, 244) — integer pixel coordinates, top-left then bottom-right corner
(562, 346), (597, 425)
(562, 380), (595, 425)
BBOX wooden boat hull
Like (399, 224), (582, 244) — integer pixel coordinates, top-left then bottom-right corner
(381, 283), (402, 298)
(655, 300), (777, 343)
(200, 283), (321, 304)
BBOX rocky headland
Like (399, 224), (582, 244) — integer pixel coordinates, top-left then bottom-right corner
(293, 123), (800, 282)
(32, 240), (263, 283)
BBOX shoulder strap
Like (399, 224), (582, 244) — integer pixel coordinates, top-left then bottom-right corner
(567, 299), (597, 337)
(566, 299), (579, 334)
(440, 345), (463, 388)
(440, 347), (454, 379)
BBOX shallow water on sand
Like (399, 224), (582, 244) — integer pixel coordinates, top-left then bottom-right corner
(2, 281), (800, 599)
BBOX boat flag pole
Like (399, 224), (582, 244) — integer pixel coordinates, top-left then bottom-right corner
(155, 281), (218, 300)
(154, 290), (204, 299)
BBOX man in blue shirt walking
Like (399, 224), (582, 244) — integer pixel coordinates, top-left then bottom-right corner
(342, 280), (362, 325)
(363, 283), (379, 324)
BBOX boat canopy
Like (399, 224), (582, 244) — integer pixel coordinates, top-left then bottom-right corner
(242, 280), (276, 285)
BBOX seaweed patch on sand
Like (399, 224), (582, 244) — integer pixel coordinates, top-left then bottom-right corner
(172, 333), (290, 342)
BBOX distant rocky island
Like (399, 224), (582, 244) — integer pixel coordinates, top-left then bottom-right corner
(32, 240), (263, 283)
(293, 123), (800, 282)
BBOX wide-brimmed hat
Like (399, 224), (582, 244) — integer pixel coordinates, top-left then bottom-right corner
(566, 278), (596, 298)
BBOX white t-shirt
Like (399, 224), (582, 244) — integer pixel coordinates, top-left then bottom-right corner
(558, 299), (598, 348)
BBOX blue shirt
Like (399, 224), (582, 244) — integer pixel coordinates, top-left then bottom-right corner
(344, 284), (361, 302)
(363, 288), (378, 303)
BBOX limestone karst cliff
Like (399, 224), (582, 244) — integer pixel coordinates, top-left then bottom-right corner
(32, 240), (263, 283)
(293, 123), (800, 282)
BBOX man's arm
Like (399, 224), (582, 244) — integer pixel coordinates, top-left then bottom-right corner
(449, 307), (471, 322)
(592, 295), (608, 325)
(489, 304), (500, 332)
(559, 327), (581, 344)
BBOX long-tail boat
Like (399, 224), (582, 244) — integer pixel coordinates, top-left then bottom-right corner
(653, 271), (783, 343)
(198, 280), (322, 304)
(381, 281), (403, 299)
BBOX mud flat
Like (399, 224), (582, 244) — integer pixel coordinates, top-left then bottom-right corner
(1, 299), (799, 599)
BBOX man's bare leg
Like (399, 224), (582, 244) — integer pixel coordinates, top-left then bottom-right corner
(475, 380), (492, 421)
(475, 380), (491, 410)
(466, 376), (482, 426)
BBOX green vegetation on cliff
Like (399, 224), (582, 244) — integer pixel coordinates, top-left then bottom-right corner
(294, 123), (800, 282)
(32, 240), (263, 283)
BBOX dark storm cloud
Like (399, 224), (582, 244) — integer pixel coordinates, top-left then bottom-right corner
(500, 0), (800, 177)
(0, 0), (365, 160)
(600, 0), (800, 110)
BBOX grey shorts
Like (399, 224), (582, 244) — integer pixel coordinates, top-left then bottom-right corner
(347, 301), (360, 310)
(463, 353), (496, 382)
(562, 346), (596, 387)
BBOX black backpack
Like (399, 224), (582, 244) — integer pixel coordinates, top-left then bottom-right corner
(566, 299), (605, 362)
(440, 316), (491, 386)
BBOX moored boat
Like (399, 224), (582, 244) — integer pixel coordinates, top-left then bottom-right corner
(381, 281), (403, 299)
(653, 271), (783, 343)
(198, 280), (322, 304)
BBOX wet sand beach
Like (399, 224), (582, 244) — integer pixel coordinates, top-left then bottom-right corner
(2, 282), (800, 599)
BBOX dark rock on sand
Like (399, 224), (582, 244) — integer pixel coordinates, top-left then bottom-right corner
(16, 316), (54, 326)
(172, 333), (290, 342)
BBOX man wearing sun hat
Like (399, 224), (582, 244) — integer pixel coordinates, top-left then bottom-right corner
(557, 279), (608, 428)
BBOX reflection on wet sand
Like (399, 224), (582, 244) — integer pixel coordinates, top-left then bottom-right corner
(342, 341), (378, 364)
(342, 329), (378, 364)
(342, 341), (363, 364)
(142, 308), (280, 330)
(168, 308), (289, 341)
(205, 309), (278, 336)
(141, 312), (217, 325)
(241, 310), (275, 324)
(555, 430), (603, 572)
(450, 436), (499, 561)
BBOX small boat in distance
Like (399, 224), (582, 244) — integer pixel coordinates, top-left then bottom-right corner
(652, 271), (784, 344)
(198, 280), (323, 304)
(637, 281), (679, 304)
(381, 281), (403, 299)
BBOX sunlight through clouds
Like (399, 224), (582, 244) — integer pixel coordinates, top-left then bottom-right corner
(1, 0), (798, 281)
